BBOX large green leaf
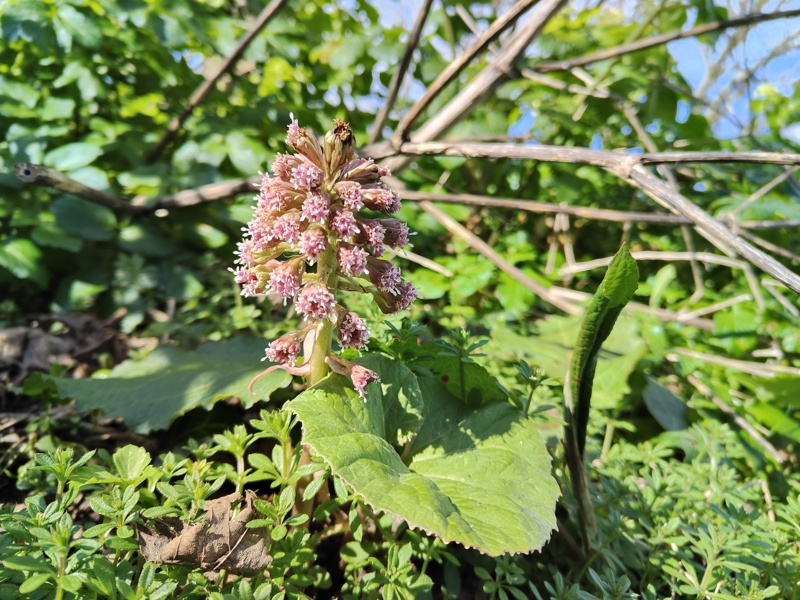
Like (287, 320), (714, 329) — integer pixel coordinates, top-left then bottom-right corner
(568, 245), (638, 455)
(51, 196), (117, 241)
(428, 355), (506, 405)
(52, 337), (292, 433)
(642, 376), (688, 431)
(43, 142), (102, 171)
(289, 355), (559, 556)
(0, 238), (48, 285)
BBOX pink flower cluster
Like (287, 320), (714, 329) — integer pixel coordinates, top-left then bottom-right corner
(233, 116), (416, 397)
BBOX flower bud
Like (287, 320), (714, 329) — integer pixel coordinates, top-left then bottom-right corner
(337, 310), (370, 350)
(326, 355), (379, 399)
(366, 259), (402, 294)
(373, 281), (417, 314)
(286, 115), (325, 168)
(324, 118), (356, 175)
(265, 335), (301, 365)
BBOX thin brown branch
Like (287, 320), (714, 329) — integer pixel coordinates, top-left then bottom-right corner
(548, 286), (715, 330)
(15, 163), (260, 213)
(738, 228), (800, 264)
(686, 374), (787, 464)
(154, 177), (259, 209)
(674, 348), (800, 377)
(368, 0), (434, 144)
(367, 140), (800, 167)
(385, 248), (454, 277)
(398, 188), (689, 224)
(560, 249), (765, 306)
(391, 0), (542, 145)
(520, 68), (614, 100)
(14, 163), (146, 215)
(533, 8), (800, 73)
(732, 165), (800, 219)
(370, 140), (800, 293)
(622, 164), (800, 294)
(675, 294), (751, 322)
(145, 0), (288, 162)
(740, 218), (800, 229)
(761, 280), (800, 317)
(19, 163), (800, 237)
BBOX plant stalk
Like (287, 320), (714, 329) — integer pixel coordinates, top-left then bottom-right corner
(308, 245), (338, 386)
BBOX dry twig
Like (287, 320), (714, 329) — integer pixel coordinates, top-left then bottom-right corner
(372, 140), (800, 293)
(533, 8), (800, 73)
(384, 0), (568, 155)
(391, 0), (542, 144)
(14, 163), (146, 215)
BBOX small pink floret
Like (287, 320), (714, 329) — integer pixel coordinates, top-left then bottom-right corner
(296, 283), (336, 320)
(338, 311), (370, 350)
(265, 337), (301, 364)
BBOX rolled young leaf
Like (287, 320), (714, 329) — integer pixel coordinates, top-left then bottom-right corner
(567, 243), (639, 456)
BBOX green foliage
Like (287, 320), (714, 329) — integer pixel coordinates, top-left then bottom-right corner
(50, 337), (292, 433)
(3, 0), (800, 598)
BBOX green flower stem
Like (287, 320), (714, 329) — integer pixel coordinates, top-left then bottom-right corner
(308, 245), (338, 386)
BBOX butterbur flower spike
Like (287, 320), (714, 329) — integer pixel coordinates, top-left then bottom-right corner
(234, 115), (416, 398)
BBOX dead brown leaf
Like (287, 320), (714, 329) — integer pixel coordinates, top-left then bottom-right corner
(139, 491), (272, 574)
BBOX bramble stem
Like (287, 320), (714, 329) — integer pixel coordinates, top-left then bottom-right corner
(308, 245), (338, 385)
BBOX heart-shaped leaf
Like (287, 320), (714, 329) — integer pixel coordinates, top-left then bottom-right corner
(289, 355), (559, 556)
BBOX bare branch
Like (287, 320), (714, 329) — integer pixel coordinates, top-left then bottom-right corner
(559, 249), (765, 307)
(732, 165), (800, 219)
(15, 163), (260, 214)
(367, 139), (800, 166)
(738, 228), (800, 265)
(675, 348), (800, 378)
(155, 177), (259, 209)
(397, 188), (690, 224)
(145, 0), (288, 162)
(19, 163), (800, 235)
(548, 286), (715, 330)
(623, 164), (800, 294)
(368, 0), (434, 144)
(391, 0), (543, 145)
(762, 279), (800, 317)
(373, 140), (800, 292)
(385, 247), (453, 277)
(533, 8), (800, 73)
(14, 163), (146, 215)
(674, 294), (752, 322)
(740, 218), (800, 229)
(386, 0), (568, 158)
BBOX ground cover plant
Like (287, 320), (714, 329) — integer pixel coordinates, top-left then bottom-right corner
(2, 0), (800, 598)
